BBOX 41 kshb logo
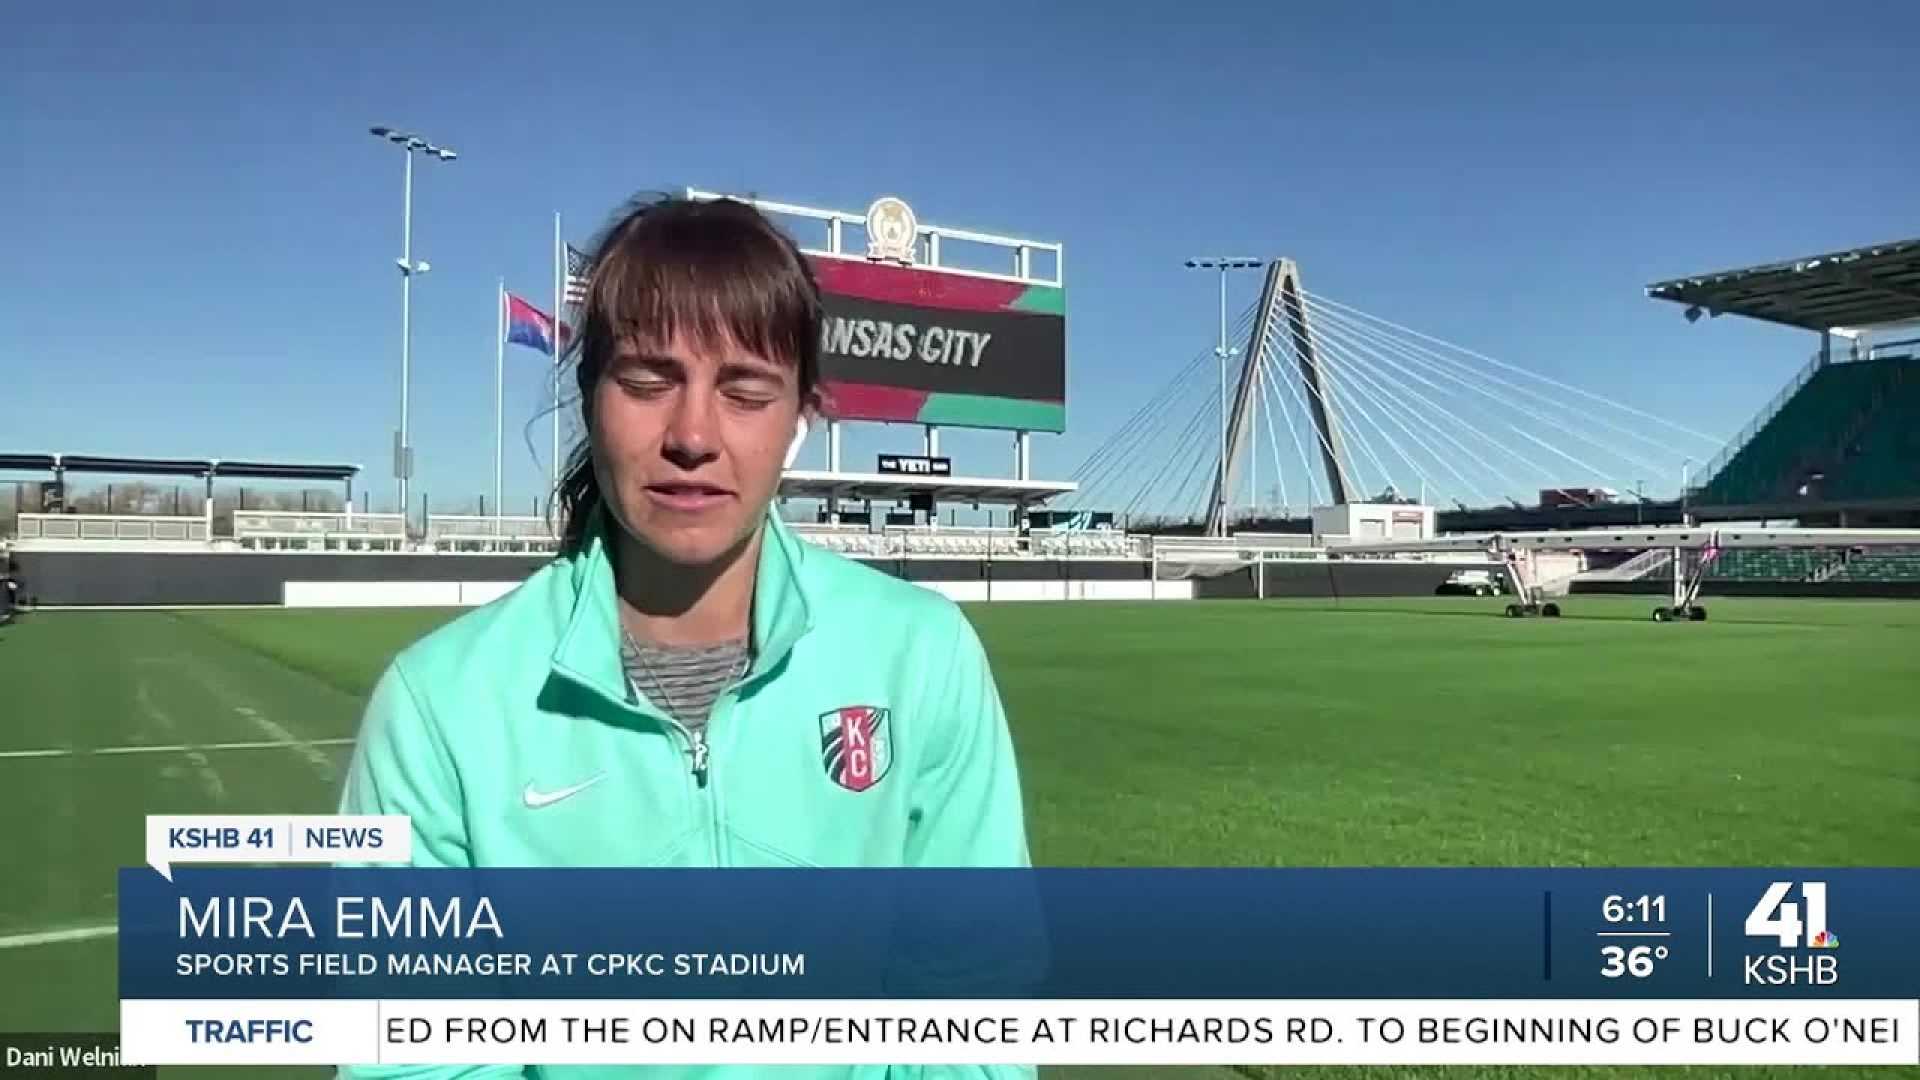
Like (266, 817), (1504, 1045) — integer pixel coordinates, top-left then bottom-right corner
(1743, 881), (1839, 986)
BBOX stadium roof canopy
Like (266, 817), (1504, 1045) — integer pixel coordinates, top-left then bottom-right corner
(0, 453), (360, 481)
(0, 453), (57, 473)
(1646, 236), (1920, 332)
(779, 469), (1074, 506)
(211, 460), (361, 481)
(64, 454), (218, 477)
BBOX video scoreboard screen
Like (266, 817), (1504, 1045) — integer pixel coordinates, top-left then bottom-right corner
(109, 816), (1920, 1068)
(810, 258), (1067, 433)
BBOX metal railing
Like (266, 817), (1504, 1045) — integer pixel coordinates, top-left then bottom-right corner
(686, 189), (1063, 288)
(1696, 349), (1828, 491)
(1869, 336), (1919, 360)
(790, 524), (1148, 560)
(1029, 531), (1148, 559)
(1697, 339), (1909, 494)
(232, 510), (406, 537)
(424, 515), (555, 541)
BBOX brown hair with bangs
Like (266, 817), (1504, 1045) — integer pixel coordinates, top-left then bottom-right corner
(556, 193), (823, 552)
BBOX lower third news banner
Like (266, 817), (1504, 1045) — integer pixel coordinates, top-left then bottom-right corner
(119, 866), (1919, 1067)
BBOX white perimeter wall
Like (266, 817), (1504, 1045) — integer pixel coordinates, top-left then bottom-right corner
(913, 580), (1191, 603)
(282, 579), (1191, 608)
(282, 581), (520, 608)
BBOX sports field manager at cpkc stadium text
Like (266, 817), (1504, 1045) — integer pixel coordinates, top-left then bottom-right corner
(336, 193), (1035, 1080)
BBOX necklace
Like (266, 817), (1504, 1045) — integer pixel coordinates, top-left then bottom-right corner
(624, 632), (750, 727)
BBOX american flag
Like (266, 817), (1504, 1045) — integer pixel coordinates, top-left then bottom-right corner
(564, 244), (592, 308)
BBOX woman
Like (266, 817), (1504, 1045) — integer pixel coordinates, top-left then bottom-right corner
(338, 195), (1032, 1078)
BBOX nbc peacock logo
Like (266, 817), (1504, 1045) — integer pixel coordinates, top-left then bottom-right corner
(1808, 929), (1839, 950)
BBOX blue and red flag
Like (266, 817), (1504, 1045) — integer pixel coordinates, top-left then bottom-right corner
(504, 293), (571, 356)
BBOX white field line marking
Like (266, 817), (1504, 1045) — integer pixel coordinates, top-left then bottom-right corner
(233, 705), (335, 780)
(147, 645), (343, 780)
(0, 923), (119, 950)
(0, 737), (355, 761)
(134, 678), (225, 803)
(188, 661), (339, 781)
(139, 655), (341, 781)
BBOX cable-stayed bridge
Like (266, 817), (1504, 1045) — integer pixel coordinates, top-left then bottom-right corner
(1067, 260), (1725, 535)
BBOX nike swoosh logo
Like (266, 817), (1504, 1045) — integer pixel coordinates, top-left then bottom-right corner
(522, 772), (607, 809)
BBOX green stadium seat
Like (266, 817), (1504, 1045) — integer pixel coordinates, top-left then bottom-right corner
(1706, 547), (1845, 582)
(1823, 364), (1920, 500)
(1699, 356), (1919, 505)
(1828, 545), (1920, 583)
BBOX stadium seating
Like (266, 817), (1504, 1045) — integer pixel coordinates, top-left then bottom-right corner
(1031, 531), (1142, 558)
(1826, 545), (1920, 583)
(789, 524), (892, 558)
(233, 510), (405, 551)
(424, 514), (559, 553)
(1699, 355), (1920, 505)
(787, 523), (1146, 560)
(1706, 547), (1841, 582)
(1822, 359), (1920, 500)
(886, 526), (1031, 557)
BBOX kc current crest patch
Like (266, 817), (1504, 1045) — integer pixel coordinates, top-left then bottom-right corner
(819, 706), (893, 792)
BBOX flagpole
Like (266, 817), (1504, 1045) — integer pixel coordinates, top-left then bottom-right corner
(503, 274), (510, 530)
(552, 212), (563, 512)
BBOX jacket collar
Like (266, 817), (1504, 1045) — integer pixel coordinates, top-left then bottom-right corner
(549, 505), (815, 710)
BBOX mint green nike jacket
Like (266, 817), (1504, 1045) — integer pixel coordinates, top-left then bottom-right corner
(338, 510), (1033, 1080)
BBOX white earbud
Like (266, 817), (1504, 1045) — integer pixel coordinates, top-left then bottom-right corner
(784, 417), (809, 469)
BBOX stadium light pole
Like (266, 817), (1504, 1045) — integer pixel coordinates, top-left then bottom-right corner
(1680, 457), (1693, 526)
(369, 126), (457, 528)
(1185, 258), (1265, 521)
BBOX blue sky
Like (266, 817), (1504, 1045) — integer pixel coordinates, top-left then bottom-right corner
(4, 1), (1915, 514)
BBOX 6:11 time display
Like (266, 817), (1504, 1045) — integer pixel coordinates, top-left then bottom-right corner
(1603, 894), (1665, 923)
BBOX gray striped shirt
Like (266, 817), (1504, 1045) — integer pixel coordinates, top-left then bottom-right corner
(620, 633), (750, 733)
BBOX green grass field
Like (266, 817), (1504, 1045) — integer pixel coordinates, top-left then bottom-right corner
(1, 595), (1915, 1079)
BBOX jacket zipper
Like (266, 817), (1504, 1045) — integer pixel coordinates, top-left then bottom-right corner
(701, 709), (724, 866)
(635, 669), (750, 867)
(650, 710), (720, 865)
(689, 733), (711, 786)
(654, 711), (709, 787)
(691, 668), (748, 860)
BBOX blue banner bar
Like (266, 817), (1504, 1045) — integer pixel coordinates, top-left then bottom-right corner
(120, 868), (1916, 1000)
